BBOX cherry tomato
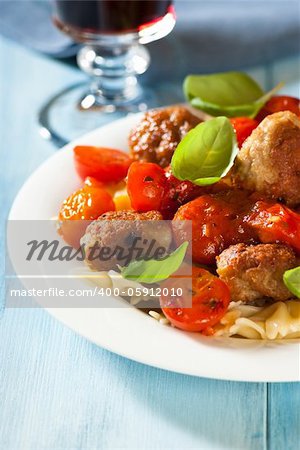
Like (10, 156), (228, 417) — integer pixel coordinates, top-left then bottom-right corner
(173, 190), (258, 265)
(160, 170), (204, 219)
(256, 96), (300, 121)
(74, 146), (132, 183)
(230, 117), (258, 147)
(58, 185), (115, 248)
(160, 267), (230, 333)
(161, 168), (231, 219)
(127, 162), (167, 212)
(248, 201), (300, 254)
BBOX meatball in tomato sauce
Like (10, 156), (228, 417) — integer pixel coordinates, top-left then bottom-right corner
(128, 106), (201, 168)
(81, 210), (172, 271)
(216, 243), (297, 302)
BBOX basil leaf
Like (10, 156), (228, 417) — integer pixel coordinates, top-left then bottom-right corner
(184, 72), (283, 118)
(184, 72), (263, 105)
(120, 241), (188, 284)
(171, 116), (238, 186)
(190, 97), (263, 119)
(283, 267), (300, 298)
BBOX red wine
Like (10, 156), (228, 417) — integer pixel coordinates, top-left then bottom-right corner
(55, 0), (173, 35)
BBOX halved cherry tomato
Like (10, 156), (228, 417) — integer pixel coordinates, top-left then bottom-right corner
(256, 95), (300, 121)
(127, 162), (167, 212)
(58, 185), (115, 248)
(161, 170), (205, 219)
(230, 117), (258, 147)
(160, 267), (230, 333)
(248, 201), (300, 254)
(173, 190), (258, 265)
(161, 168), (231, 219)
(74, 146), (132, 183)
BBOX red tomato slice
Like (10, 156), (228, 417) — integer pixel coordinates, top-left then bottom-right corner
(173, 191), (258, 265)
(256, 95), (300, 121)
(58, 185), (115, 248)
(248, 201), (300, 254)
(230, 117), (258, 147)
(161, 167), (232, 219)
(161, 170), (205, 219)
(160, 267), (230, 333)
(74, 146), (132, 183)
(127, 162), (167, 212)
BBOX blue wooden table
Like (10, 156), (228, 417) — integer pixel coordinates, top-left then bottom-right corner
(1, 36), (300, 450)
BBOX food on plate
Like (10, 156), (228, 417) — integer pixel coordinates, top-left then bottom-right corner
(127, 160), (228, 219)
(214, 300), (300, 339)
(173, 190), (258, 265)
(173, 191), (300, 266)
(58, 183), (115, 248)
(113, 191), (132, 211)
(128, 106), (201, 168)
(127, 162), (167, 212)
(81, 210), (172, 271)
(183, 71), (283, 118)
(171, 116), (238, 187)
(247, 201), (300, 254)
(57, 71), (300, 339)
(74, 146), (132, 183)
(160, 168), (220, 219)
(232, 111), (300, 206)
(216, 243), (297, 302)
(160, 266), (230, 334)
(256, 95), (300, 121)
(229, 117), (258, 147)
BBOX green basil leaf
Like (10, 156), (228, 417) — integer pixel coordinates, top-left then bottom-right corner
(283, 267), (300, 298)
(184, 72), (283, 118)
(190, 97), (263, 119)
(184, 72), (264, 105)
(120, 241), (188, 284)
(171, 116), (238, 186)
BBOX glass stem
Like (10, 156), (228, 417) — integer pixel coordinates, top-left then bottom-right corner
(77, 43), (150, 109)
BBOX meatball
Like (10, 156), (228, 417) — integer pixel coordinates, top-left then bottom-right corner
(128, 106), (201, 168)
(216, 243), (297, 302)
(232, 111), (300, 207)
(98, 210), (162, 221)
(81, 210), (172, 271)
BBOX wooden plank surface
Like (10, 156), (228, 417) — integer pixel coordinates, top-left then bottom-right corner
(0, 310), (267, 449)
(268, 384), (300, 450)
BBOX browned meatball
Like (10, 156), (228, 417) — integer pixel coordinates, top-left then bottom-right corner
(216, 243), (297, 302)
(99, 210), (162, 221)
(81, 210), (173, 271)
(128, 106), (201, 167)
(232, 111), (300, 207)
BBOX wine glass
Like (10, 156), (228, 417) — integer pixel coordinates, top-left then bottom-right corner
(39, 0), (176, 146)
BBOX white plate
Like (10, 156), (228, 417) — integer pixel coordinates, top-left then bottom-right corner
(9, 114), (300, 382)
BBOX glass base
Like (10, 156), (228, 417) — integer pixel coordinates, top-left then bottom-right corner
(39, 81), (184, 147)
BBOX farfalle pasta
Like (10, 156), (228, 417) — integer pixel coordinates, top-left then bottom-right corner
(215, 301), (300, 339)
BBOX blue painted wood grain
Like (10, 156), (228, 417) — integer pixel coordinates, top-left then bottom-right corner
(0, 308), (268, 449)
(0, 34), (299, 450)
(268, 384), (300, 450)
